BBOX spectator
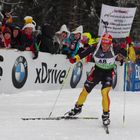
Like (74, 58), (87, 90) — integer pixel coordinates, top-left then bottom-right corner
(62, 25), (83, 58)
(79, 32), (95, 62)
(125, 36), (136, 63)
(70, 25), (83, 57)
(1, 11), (13, 33)
(80, 32), (93, 50)
(0, 27), (12, 48)
(53, 24), (70, 54)
(11, 25), (21, 49)
(38, 23), (54, 53)
(18, 17), (38, 59)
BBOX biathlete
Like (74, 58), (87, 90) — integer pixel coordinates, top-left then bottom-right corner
(67, 33), (135, 126)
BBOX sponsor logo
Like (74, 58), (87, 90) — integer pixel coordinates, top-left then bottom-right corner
(0, 66), (3, 80)
(70, 61), (83, 88)
(135, 64), (140, 80)
(0, 55), (4, 80)
(0, 55), (4, 62)
(35, 63), (66, 84)
(12, 56), (28, 88)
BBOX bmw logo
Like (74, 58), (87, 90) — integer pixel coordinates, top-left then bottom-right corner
(0, 55), (4, 62)
(70, 61), (83, 88)
(12, 56), (28, 89)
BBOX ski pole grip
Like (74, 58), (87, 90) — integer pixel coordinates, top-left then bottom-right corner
(101, 19), (109, 26)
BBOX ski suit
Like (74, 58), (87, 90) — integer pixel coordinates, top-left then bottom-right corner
(71, 44), (127, 112)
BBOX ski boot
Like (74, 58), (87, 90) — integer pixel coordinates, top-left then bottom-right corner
(102, 112), (110, 126)
(67, 104), (83, 116)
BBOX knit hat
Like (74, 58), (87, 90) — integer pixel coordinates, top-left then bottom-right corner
(101, 33), (112, 45)
(13, 25), (21, 30)
(22, 23), (35, 31)
(56, 24), (70, 36)
(72, 25), (83, 34)
(22, 16), (36, 31)
(24, 16), (36, 25)
(81, 32), (92, 44)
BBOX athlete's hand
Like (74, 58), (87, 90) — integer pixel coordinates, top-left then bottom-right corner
(69, 57), (76, 64)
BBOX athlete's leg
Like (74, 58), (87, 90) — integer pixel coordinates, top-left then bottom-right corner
(68, 67), (100, 116)
(101, 86), (111, 112)
(101, 71), (113, 125)
(76, 67), (100, 106)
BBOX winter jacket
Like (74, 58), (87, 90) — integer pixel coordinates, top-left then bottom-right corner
(18, 32), (38, 59)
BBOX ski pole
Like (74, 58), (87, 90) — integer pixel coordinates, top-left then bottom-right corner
(48, 67), (71, 117)
(123, 43), (129, 125)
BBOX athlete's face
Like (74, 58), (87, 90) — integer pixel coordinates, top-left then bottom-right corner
(101, 43), (111, 52)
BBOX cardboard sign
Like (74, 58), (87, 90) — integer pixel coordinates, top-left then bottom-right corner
(98, 4), (136, 38)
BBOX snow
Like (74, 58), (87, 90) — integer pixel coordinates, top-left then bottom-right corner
(0, 88), (140, 140)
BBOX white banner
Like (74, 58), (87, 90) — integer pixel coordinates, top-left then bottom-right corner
(0, 49), (91, 93)
(0, 49), (124, 94)
(98, 4), (136, 38)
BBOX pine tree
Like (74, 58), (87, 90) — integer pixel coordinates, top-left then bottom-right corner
(0, 0), (139, 41)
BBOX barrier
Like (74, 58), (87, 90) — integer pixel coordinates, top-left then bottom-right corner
(0, 49), (124, 94)
(125, 62), (140, 91)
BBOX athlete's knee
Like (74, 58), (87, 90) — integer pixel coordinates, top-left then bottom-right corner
(84, 84), (91, 93)
(101, 87), (111, 95)
(104, 77), (112, 88)
(84, 79), (95, 93)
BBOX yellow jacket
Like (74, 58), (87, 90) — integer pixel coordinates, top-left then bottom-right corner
(128, 44), (136, 63)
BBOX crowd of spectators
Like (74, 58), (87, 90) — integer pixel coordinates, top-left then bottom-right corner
(0, 11), (138, 63)
(0, 13), (39, 59)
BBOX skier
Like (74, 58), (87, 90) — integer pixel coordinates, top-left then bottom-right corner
(67, 33), (134, 126)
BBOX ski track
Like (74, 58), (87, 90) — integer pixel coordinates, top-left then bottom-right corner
(0, 88), (140, 140)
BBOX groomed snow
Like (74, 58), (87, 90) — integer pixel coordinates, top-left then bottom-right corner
(0, 88), (140, 140)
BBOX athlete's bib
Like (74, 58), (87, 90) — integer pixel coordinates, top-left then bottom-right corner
(93, 45), (116, 70)
(94, 57), (115, 69)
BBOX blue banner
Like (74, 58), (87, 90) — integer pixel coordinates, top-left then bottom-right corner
(124, 62), (140, 91)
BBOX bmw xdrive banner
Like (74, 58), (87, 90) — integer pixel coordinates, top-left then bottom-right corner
(0, 49), (88, 93)
(0, 49), (124, 94)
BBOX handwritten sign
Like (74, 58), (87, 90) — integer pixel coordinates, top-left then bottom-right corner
(98, 4), (136, 38)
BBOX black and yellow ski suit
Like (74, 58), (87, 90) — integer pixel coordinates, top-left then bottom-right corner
(72, 44), (127, 113)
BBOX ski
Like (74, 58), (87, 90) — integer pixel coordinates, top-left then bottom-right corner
(21, 116), (98, 121)
(103, 125), (109, 134)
